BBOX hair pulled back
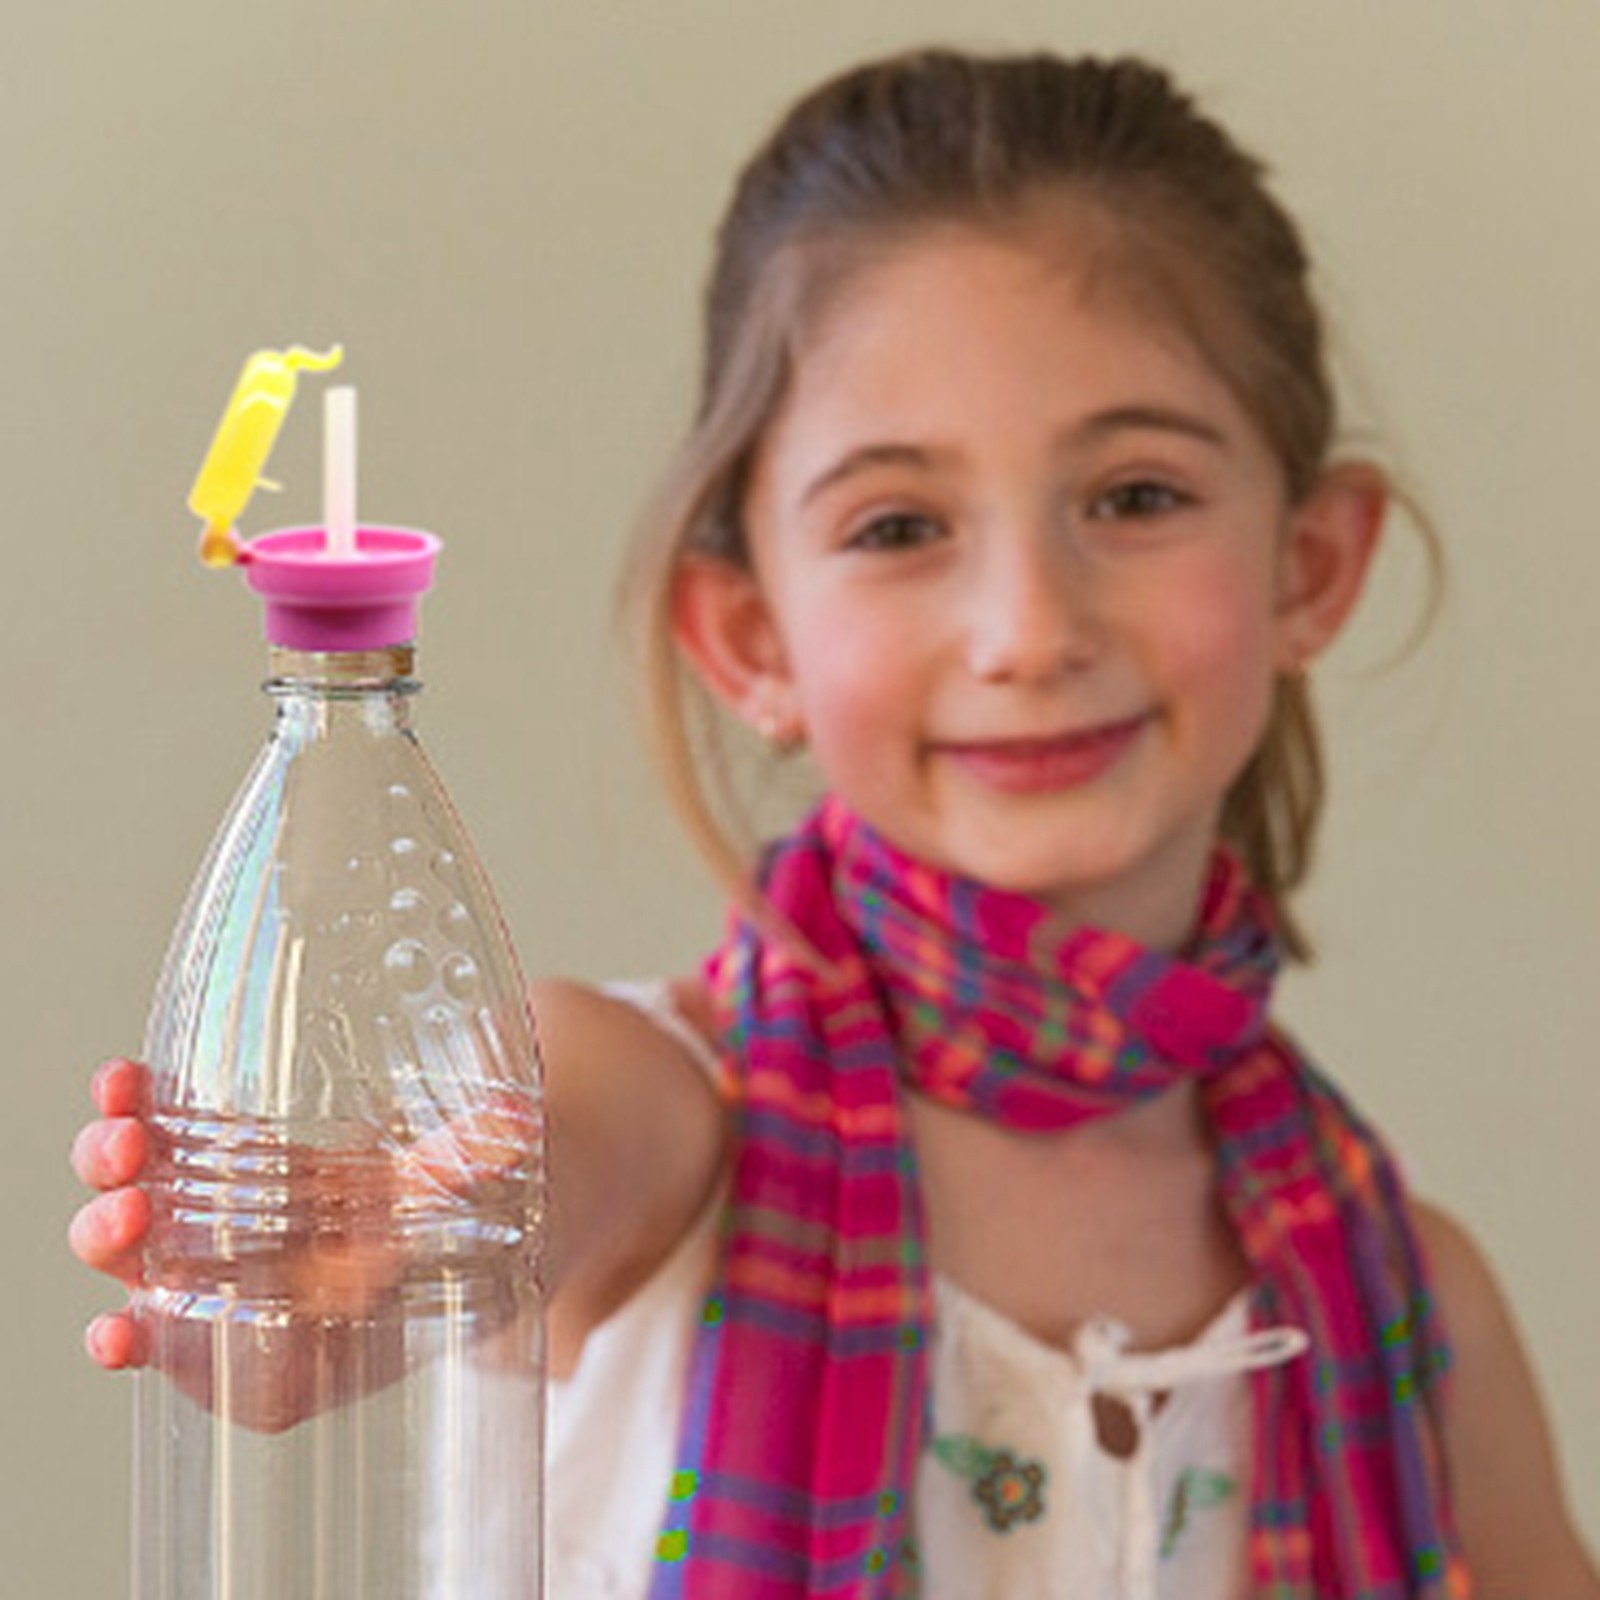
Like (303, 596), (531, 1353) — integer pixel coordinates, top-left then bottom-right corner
(625, 47), (1357, 958)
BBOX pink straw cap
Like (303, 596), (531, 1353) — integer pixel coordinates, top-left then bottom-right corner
(238, 526), (442, 651)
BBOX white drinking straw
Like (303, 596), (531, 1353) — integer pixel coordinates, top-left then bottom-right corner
(324, 385), (358, 559)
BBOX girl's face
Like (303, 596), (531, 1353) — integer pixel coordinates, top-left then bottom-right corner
(701, 225), (1374, 945)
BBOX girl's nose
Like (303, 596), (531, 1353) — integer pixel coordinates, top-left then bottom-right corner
(963, 533), (1099, 683)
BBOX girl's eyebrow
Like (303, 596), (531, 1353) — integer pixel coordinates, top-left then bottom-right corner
(1070, 404), (1230, 449)
(799, 405), (1230, 507)
(800, 442), (954, 507)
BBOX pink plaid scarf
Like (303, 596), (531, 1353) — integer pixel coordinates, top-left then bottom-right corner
(650, 799), (1467, 1597)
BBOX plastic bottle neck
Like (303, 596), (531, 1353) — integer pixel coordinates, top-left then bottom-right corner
(265, 646), (420, 735)
(268, 645), (417, 688)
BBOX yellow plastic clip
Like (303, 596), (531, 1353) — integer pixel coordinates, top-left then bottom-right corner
(188, 344), (344, 567)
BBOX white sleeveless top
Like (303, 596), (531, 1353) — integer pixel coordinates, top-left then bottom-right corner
(547, 981), (1309, 1600)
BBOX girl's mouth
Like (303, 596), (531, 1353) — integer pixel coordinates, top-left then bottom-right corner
(936, 715), (1150, 794)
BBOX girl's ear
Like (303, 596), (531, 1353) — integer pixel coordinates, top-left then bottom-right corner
(671, 553), (803, 740)
(1273, 461), (1389, 671)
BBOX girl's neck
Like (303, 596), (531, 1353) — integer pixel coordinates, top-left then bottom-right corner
(1032, 824), (1223, 955)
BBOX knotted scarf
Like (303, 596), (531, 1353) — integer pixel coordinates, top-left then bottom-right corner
(649, 799), (1467, 1598)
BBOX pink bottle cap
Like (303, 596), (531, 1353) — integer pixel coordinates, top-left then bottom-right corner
(239, 526), (442, 651)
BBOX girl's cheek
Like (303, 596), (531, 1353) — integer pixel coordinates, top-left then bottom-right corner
(1157, 553), (1280, 658)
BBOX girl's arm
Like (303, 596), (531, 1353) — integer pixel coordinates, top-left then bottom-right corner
(1413, 1200), (1600, 1597)
(72, 976), (729, 1399)
(533, 976), (729, 1375)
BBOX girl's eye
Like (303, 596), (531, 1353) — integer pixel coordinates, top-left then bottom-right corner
(1088, 480), (1192, 521)
(844, 511), (943, 552)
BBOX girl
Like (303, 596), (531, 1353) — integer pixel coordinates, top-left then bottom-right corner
(71, 47), (1597, 1599)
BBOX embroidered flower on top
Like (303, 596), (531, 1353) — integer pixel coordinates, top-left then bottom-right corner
(932, 1434), (1048, 1532)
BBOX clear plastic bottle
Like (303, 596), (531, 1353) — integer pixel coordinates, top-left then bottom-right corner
(133, 527), (545, 1600)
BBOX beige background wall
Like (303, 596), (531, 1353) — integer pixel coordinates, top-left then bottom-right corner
(3, 3), (1594, 1592)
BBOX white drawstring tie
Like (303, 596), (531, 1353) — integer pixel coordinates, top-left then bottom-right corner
(1065, 1316), (1309, 1600)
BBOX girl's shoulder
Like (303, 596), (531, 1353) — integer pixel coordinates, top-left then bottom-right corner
(531, 973), (721, 1083)
(1408, 1197), (1599, 1593)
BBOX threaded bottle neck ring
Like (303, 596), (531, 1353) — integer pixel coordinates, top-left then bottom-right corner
(266, 645), (419, 695)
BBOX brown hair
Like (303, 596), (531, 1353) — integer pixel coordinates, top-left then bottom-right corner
(622, 47), (1418, 959)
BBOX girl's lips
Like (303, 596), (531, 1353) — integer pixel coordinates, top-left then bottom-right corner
(936, 715), (1150, 793)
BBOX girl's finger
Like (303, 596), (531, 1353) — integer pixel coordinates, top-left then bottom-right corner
(70, 1116), (149, 1190)
(86, 1310), (149, 1371)
(68, 1187), (151, 1282)
(92, 1058), (150, 1119)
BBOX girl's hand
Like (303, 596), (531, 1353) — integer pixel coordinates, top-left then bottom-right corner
(69, 1057), (541, 1430)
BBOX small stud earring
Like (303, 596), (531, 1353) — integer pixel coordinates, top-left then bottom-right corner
(749, 694), (804, 753)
